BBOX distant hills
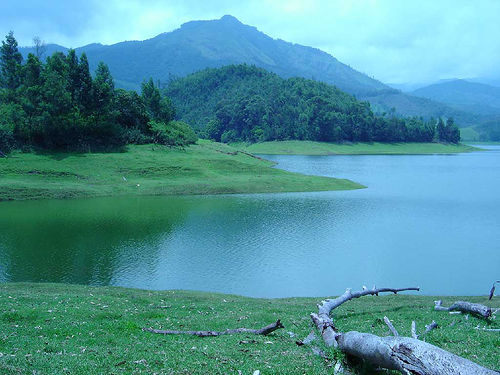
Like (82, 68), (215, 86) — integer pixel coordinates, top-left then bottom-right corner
(410, 79), (500, 140)
(18, 15), (499, 138)
(412, 79), (500, 116)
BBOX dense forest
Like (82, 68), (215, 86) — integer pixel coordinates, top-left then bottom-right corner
(166, 65), (461, 144)
(0, 32), (197, 154)
(1, 31), (461, 155)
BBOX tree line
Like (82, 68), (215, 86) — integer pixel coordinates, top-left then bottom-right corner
(0, 32), (197, 154)
(166, 65), (461, 144)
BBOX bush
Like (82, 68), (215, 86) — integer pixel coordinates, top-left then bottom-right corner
(0, 126), (15, 154)
(149, 120), (197, 146)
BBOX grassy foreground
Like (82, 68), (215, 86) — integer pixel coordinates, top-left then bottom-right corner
(233, 140), (479, 155)
(0, 140), (363, 201)
(0, 284), (498, 374)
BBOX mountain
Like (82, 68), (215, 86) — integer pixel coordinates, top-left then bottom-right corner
(412, 79), (500, 116)
(18, 15), (473, 125)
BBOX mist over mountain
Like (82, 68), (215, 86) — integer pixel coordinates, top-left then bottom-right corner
(18, 15), (483, 127)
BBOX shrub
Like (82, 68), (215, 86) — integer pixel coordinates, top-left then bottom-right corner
(149, 120), (197, 146)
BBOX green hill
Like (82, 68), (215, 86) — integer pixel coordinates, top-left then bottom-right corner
(165, 64), (459, 144)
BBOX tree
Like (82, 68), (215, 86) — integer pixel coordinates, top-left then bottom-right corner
(66, 49), (80, 105)
(0, 31), (23, 90)
(445, 117), (460, 144)
(436, 118), (446, 142)
(141, 78), (175, 123)
(78, 53), (93, 113)
(92, 62), (115, 116)
(32, 36), (47, 59)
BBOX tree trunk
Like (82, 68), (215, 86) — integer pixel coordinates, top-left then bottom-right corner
(338, 332), (498, 375)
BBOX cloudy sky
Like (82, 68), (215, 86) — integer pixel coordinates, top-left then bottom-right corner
(2, 0), (499, 84)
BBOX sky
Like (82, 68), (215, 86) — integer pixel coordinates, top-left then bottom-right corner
(2, 0), (500, 84)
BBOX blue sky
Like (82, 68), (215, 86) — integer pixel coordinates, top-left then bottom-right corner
(2, 0), (499, 84)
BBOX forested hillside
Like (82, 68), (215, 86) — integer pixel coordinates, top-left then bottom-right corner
(0, 32), (196, 154)
(19, 15), (471, 125)
(166, 65), (460, 144)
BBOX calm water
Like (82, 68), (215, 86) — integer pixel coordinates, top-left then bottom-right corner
(0, 146), (499, 297)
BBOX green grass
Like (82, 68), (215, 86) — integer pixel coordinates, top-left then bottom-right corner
(0, 283), (498, 374)
(0, 140), (363, 201)
(232, 141), (479, 155)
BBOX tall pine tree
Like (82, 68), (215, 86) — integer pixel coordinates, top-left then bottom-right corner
(0, 31), (23, 91)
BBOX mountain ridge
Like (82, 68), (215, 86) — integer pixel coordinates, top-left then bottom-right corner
(18, 15), (478, 126)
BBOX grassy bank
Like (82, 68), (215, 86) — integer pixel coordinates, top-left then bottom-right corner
(0, 283), (498, 374)
(233, 141), (479, 155)
(0, 140), (363, 201)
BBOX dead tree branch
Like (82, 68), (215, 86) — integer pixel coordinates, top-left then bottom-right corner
(410, 320), (437, 340)
(434, 300), (492, 319)
(310, 286), (419, 347)
(384, 316), (399, 336)
(143, 319), (284, 337)
(311, 286), (498, 374)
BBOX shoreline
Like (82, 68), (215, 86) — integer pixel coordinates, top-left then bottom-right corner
(232, 140), (480, 155)
(0, 282), (498, 374)
(0, 140), (364, 202)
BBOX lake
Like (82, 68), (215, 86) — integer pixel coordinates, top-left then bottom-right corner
(1, 146), (499, 297)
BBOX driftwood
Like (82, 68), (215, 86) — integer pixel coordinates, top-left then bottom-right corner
(434, 300), (492, 319)
(311, 286), (498, 374)
(143, 319), (283, 337)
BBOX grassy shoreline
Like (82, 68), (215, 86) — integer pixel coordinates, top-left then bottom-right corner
(233, 140), (480, 155)
(0, 283), (498, 374)
(0, 140), (363, 201)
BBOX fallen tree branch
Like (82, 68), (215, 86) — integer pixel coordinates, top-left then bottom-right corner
(475, 325), (500, 332)
(311, 286), (498, 374)
(410, 320), (437, 340)
(434, 300), (492, 319)
(310, 286), (419, 347)
(142, 319), (284, 337)
(422, 321), (438, 337)
(384, 316), (399, 336)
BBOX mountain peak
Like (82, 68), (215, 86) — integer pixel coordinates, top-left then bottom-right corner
(219, 15), (242, 24)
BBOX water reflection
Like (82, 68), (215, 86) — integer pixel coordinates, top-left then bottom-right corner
(1, 147), (499, 297)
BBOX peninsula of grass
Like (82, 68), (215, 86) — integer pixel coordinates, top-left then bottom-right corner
(0, 140), (363, 201)
(0, 283), (498, 374)
(233, 141), (479, 155)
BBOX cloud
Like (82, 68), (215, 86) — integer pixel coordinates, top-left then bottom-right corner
(1, 0), (499, 84)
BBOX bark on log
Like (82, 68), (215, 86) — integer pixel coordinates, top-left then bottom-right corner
(434, 300), (492, 319)
(142, 319), (284, 337)
(338, 332), (498, 375)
